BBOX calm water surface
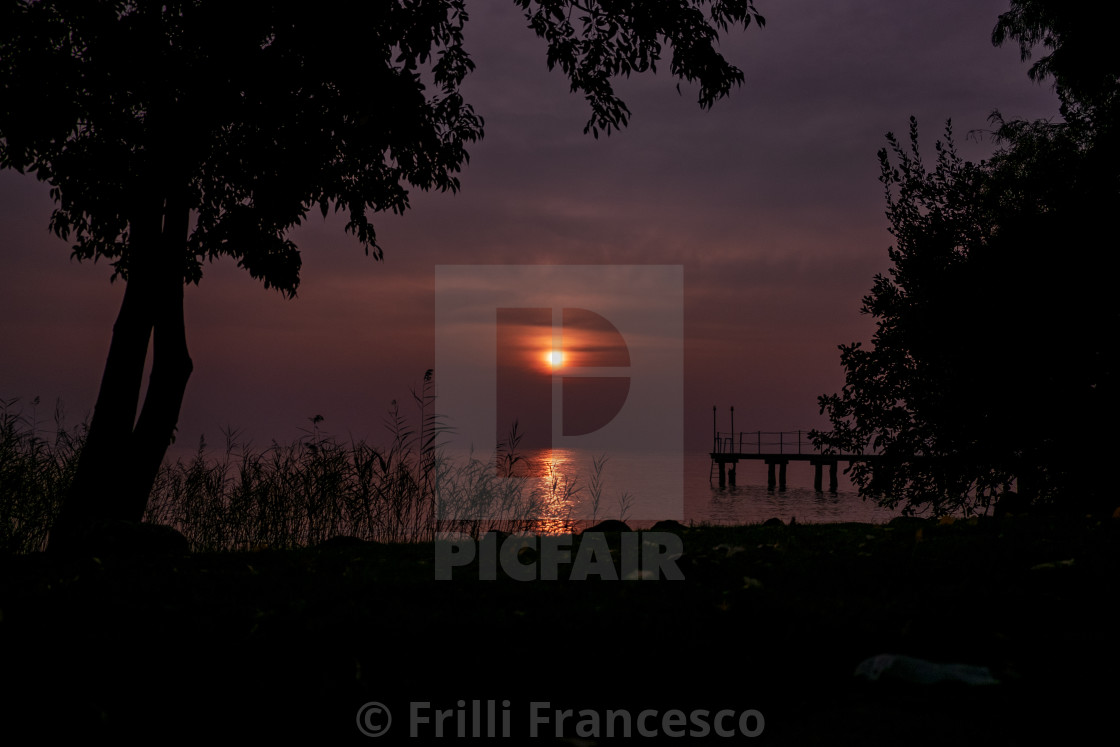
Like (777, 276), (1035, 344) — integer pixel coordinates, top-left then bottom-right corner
(511, 448), (901, 527)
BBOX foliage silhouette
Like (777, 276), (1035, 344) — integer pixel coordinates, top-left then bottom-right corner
(993, 0), (1120, 129)
(813, 5), (1118, 516)
(0, 0), (765, 549)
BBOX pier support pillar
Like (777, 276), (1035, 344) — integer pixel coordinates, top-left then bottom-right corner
(813, 462), (823, 492)
(778, 461), (788, 491)
(767, 461), (776, 490)
(718, 461), (726, 488)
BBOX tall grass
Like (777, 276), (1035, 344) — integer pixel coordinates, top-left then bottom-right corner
(1, 389), (595, 553)
(431, 419), (585, 538)
(145, 399), (444, 550)
(0, 398), (83, 554)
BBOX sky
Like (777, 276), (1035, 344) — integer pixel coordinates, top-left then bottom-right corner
(0, 0), (1060, 460)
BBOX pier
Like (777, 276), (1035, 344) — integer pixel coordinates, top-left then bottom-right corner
(710, 406), (869, 492)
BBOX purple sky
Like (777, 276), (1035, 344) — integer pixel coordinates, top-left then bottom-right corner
(0, 1), (1059, 457)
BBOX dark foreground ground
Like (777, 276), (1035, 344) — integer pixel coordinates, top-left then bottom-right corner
(1, 514), (1117, 744)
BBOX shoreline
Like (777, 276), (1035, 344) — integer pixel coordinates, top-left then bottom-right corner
(2, 515), (1114, 743)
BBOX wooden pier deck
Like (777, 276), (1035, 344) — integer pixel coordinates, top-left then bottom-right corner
(710, 427), (872, 492)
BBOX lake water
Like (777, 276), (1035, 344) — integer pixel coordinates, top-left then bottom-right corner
(498, 448), (901, 527)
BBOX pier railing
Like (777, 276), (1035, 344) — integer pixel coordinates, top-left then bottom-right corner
(709, 427), (876, 490)
(713, 430), (823, 456)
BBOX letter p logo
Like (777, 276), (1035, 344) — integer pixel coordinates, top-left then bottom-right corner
(435, 266), (683, 522)
(496, 307), (631, 451)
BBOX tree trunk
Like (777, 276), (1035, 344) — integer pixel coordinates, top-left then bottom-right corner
(48, 189), (193, 552)
(126, 189), (193, 520)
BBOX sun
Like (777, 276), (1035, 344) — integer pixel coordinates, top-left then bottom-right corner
(547, 349), (564, 368)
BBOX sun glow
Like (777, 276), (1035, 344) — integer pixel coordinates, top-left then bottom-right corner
(547, 349), (564, 368)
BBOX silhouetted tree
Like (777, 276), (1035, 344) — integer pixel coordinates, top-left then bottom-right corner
(812, 5), (1118, 516)
(993, 0), (1120, 129)
(0, 0), (765, 549)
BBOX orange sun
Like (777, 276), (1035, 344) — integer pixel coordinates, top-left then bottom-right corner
(547, 349), (564, 368)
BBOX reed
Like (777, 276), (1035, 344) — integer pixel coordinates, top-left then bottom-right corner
(0, 398), (82, 554)
(0, 391), (596, 553)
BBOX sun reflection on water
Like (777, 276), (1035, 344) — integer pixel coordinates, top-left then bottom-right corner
(444, 448), (901, 536)
(514, 448), (584, 534)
